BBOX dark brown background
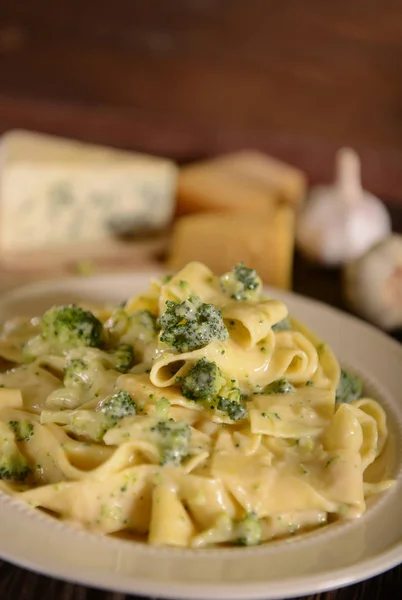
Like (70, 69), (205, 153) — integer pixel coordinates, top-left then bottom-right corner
(0, 2), (401, 599)
(0, 1), (402, 201)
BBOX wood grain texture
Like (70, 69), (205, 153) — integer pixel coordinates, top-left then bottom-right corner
(0, 558), (401, 600)
(0, 1), (402, 198)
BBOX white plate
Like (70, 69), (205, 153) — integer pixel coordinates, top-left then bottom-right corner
(0, 272), (401, 600)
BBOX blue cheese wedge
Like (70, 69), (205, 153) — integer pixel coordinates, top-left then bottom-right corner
(0, 130), (177, 256)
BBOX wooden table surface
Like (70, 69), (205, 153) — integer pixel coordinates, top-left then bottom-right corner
(0, 1), (402, 598)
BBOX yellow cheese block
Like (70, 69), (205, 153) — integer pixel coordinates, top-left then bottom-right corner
(167, 207), (295, 290)
(177, 150), (306, 215)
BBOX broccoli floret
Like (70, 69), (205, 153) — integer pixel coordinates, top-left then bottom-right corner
(233, 263), (260, 292)
(150, 419), (191, 466)
(42, 305), (104, 348)
(108, 343), (135, 373)
(25, 305), (104, 358)
(155, 397), (171, 418)
(99, 390), (136, 425)
(234, 512), (262, 546)
(106, 307), (159, 344)
(272, 316), (291, 332)
(335, 370), (363, 404)
(42, 391), (136, 441)
(64, 345), (134, 391)
(159, 295), (228, 352)
(62, 355), (111, 405)
(8, 420), (34, 442)
(217, 396), (248, 422)
(112, 309), (159, 363)
(128, 310), (159, 342)
(63, 354), (108, 393)
(181, 359), (225, 401)
(180, 359), (247, 421)
(104, 307), (130, 339)
(40, 409), (112, 442)
(0, 422), (30, 480)
(220, 263), (262, 302)
(216, 380), (248, 421)
(265, 378), (295, 394)
(63, 358), (90, 388)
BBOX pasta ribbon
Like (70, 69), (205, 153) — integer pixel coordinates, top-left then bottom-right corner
(0, 261), (394, 547)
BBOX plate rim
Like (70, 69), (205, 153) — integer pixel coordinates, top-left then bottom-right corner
(0, 270), (401, 599)
(1, 539), (402, 600)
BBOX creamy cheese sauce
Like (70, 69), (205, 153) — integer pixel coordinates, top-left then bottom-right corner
(0, 261), (395, 548)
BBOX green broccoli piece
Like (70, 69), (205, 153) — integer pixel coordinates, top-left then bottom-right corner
(234, 512), (262, 546)
(63, 358), (91, 389)
(108, 343), (135, 373)
(217, 396), (248, 422)
(155, 397), (171, 418)
(335, 370), (363, 404)
(0, 422), (30, 480)
(8, 420), (34, 442)
(216, 379), (248, 421)
(106, 308), (158, 346)
(109, 309), (159, 363)
(99, 390), (136, 425)
(64, 345), (134, 392)
(25, 305), (104, 358)
(150, 419), (191, 466)
(159, 295), (228, 352)
(41, 305), (104, 348)
(41, 409), (111, 442)
(265, 378), (295, 394)
(220, 262), (262, 301)
(41, 391), (136, 441)
(272, 316), (291, 332)
(104, 307), (130, 339)
(180, 359), (247, 421)
(181, 359), (226, 401)
(127, 310), (159, 343)
(62, 355), (110, 405)
(63, 354), (109, 394)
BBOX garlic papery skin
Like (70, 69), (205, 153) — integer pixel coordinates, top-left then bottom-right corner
(343, 235), (402, 330)
(296, 148), (391, 266)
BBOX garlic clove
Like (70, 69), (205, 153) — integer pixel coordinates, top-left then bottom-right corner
(296, 148), (391, 266)
(343, 234), (402, 330)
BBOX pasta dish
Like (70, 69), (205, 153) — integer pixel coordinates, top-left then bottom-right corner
(0, 261), (395, 548)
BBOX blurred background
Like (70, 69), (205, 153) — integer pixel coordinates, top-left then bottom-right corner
(1, 1), (402, 194)
(0, 0), (401, 333)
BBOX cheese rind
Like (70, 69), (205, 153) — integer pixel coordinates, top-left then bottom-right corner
(168, 208), (295, 290)
(0, 130), (177, 254)
(177, 150), (306, 215)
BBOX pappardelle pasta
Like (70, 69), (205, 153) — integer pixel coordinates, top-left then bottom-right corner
(0, 261), (395, 548)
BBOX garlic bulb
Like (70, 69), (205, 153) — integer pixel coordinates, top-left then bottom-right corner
(343, 234), (402, 330)
(296, 148), (391, 266)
